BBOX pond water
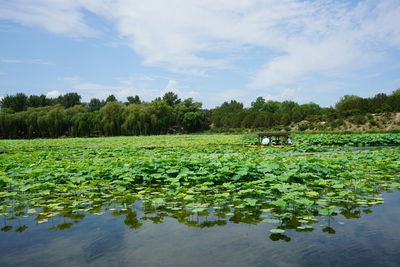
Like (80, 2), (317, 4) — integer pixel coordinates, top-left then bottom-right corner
(1, 192), (400, 267)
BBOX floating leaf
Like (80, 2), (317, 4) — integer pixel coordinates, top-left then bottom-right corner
(270, 228), (285, 234)
(264, 219), (280, 224)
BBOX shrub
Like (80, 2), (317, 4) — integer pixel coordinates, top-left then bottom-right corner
(349, 115), (367, 125)
(298, 124), (308, 131)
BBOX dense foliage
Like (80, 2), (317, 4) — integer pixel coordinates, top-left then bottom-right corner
(210, 90), (400, 130)
(1, 89), (399, 138)
(0, 93), (209, 138)
(295, 133), (400, 146)
(1, 134), (399, 237)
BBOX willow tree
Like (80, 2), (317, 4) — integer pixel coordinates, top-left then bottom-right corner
(100, 102), (125, 136)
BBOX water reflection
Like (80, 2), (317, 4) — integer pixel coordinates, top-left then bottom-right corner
(0, 196), (385, 242)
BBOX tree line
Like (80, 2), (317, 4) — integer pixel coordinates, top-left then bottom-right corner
(0, 92), (209, 138)
(0, 89), (399, 138)
(212, 89), (400, 130)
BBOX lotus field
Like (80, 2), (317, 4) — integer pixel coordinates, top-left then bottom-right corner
(1, 133), (400, 235)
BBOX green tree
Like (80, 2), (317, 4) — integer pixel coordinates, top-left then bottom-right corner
(162, 92), (181, 106)
(280, 113), (291, 126)
(181, 111), (209, 132)
(211, 100), (243, 127)
(71, 112), (98, 137)
(0, 93), (28, 112)
(387, 89), (400, 111)
(278, 101), (299, 114)
(106, 94), (117, 103)
(100, 102), (125, 136)
(27, 94), (49, 108)
(174, 98), (207, 131)
(263, 100), (281, 113)
(123, 103), (155, 135)
(127, 95), (141, 105)
(335, 95), (362, 115)
(251, 97), (266, 111)
(58, 92), (81, 108)
(88, 98), (104, 112)
(150, 100), (174, 133)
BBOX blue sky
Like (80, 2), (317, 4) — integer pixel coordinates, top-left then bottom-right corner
(0, 0), (399, 108)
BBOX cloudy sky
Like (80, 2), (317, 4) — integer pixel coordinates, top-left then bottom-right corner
(0, 0), (399, 108)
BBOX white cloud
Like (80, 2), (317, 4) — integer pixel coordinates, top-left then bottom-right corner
(199, 89), (251, 109)
(163, 80), (178, 94)
(263, 88), (300, 102)
(29, 59), (50, 65)
(160, 79), (201, 101)
(168, 68), (209, 77)
(60, 76), (80, 81)
(1, 58), (50, 64)
(0, 0), (99, 38)
(119, 73), (154, 86)
(73, 82), (159, 102)
(46, 90), (61, 98)
(1, 58), (23, 63)
(2, 0), (400, 90)
(74, 83), (109, 90)
(72, 79), (203, 103)
(214, 89), (247, 100)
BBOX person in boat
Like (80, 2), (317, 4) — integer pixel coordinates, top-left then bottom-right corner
(261, 137), (270, 145)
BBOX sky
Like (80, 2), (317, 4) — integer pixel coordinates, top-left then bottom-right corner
(0, 0), (399, 108)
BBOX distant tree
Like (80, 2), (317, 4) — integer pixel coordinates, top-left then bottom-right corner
(150, 100), (174, 133)
(371, 93), (388, 112)
(2, 87), (400, 139)
(241, 112), (256, 128)
(251, 97), (266, 111)
(162, 92), (181, 106)
(280, 113), (291, 126)
(291, 107), (305, 122)
(35, 105), (67, 138)
(211, 100), (243, 127)
(0, 95), (14, 110)
(88, 98), (103, 112)
(127, 95), (141, 105)
(27, 94), (49, 108)
(392, 88), (400, 96)
(181, 111), (209, 132)
(71, 112), (98, 137)
(175, 98), (208, 132)
(123, 103), (154, 135)
(278, 101), (299, 114)
(335, 95), (362, 115)
(14, 93), (28, 111)
(100, 102), (125, 136)
(387, 89), (400, 111)
(57, 92), (81, 108)
(263, 100), (281, 113)
(0, 93), (28, 112)
(217, 100), (243, 113)
(300, 102), (321, 115)
(252, 112), (270, 128)
(106, 94), (117, 103)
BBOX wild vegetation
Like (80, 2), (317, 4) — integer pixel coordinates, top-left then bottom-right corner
(1, 134), (399, 238)
(1, 89), (400, 138)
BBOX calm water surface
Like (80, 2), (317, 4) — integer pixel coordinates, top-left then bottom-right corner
(1, 192), (400, 267)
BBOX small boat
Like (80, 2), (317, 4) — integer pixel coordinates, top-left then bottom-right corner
(255, 133), (291, 147)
